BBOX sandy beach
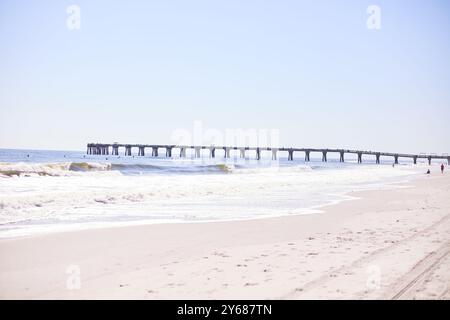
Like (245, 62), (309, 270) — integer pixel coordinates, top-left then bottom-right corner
(1, 173), (449, 300)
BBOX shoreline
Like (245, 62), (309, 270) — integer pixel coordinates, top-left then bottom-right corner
(1, 173), (449, 299)
(0, 168), (420, 240)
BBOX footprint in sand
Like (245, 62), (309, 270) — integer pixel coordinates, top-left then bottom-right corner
(244, 282), (258, 287)
(213, 251), (230, 258)
(329, 274), (338, 278)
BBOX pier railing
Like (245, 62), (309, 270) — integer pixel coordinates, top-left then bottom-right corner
(86, 143), (450, 165)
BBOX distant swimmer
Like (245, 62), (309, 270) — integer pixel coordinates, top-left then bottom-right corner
(27, 154), (29, 158)
(441, 164), (445, 174)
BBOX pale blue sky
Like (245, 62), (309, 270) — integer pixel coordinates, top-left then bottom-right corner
(0, 0), (449, 153)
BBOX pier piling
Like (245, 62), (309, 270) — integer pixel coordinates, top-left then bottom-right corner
(224, 147), (231, 158)
(288, 149), (294, 161)
(272, 149), (277, 160)
(209, 147), (215, 158)
(112, 145), (119, 156)
(239, 148), (246, 159)
(125, 145), (132, 156)
(305, 150), (310, 162)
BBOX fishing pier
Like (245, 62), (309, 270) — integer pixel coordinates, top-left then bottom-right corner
(87, 143), (449, 165)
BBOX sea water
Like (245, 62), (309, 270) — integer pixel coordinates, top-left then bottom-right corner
(0, 148), (429, 238)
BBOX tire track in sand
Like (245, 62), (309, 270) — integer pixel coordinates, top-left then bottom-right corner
(281, 213), (450, 299)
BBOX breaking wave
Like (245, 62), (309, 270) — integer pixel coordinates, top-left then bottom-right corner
(0, 162), (112, 177)
(0, 162), (241, 177)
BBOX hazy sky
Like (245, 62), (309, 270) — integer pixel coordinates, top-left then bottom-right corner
(0, 0), (449, 153)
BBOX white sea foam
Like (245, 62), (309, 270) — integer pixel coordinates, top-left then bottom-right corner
(0, 153), (427, 238)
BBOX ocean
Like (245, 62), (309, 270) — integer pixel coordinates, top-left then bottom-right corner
(0, 148), (427, 238)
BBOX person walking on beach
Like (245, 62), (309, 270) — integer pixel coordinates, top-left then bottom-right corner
(441, 164), (445, 174)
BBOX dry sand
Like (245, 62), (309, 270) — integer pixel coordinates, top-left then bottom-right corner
(1, 173), (449, 299)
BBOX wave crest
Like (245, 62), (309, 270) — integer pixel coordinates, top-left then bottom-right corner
(0, 162), (112, 177)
